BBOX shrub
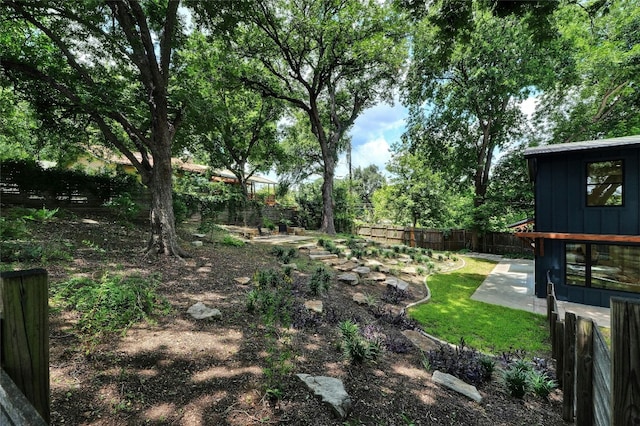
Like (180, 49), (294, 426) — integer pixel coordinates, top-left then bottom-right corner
(381, 286), (411, 305)
(309, 266), (331, 296)
(527, 370), (557, 399)
(221, 235), (245, 247)
(424, 338), (493, 387)
(503, 366), (529, 398)
(338, 320), (381, 364)
(104, 193), (140, 222)
(272, 246), (297, 264)
(52, 273), (169, 344)
(384, 336), (413, 354)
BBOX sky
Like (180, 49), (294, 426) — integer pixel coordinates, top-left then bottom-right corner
(333, 95), (538, 180)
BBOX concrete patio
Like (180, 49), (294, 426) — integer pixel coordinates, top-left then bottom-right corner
(470, 257), (611, 328)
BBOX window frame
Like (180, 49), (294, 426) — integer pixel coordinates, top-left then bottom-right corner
(564, 242), (640, 294)
(585, 159), (624, 207)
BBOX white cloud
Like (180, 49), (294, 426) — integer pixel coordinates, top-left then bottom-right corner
(335, 137), (393, 179)
(520, 96), (539, 119)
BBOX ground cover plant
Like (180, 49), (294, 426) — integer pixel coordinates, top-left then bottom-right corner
(0, 207), (566, 425)
(407, 256), (551, 355)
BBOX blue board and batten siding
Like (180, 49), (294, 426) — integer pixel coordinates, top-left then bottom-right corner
(527, 138), (640, 307)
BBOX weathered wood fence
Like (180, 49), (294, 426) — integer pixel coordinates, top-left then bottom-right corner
(547, 278), (640, 425)
(0, 269), (49, 425)
(356, 224), (530, 255)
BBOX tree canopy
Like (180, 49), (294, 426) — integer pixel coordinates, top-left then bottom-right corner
(235, 0), (408, 234)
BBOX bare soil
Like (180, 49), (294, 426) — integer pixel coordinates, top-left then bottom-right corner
(19, 212), (567, 425)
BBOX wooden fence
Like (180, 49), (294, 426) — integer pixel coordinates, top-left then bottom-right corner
(0, 269), (49, 425)
(356, 224), (530, 255)
(547, 279), (640, 425)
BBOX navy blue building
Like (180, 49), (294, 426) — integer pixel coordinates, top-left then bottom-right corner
(521, 135), (640, 307)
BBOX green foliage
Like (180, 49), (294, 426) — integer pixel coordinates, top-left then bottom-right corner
(309, 266), (331, 296)
(272, 246), (297, 264)
(527, 370), (557, 400)
(503, 365), (529, 399)
(21, 207), (59, 222)
(263, 217), (276, 230)
(221, 235), (245, 247)
(104, 193), (140, 223)
(0, 216), (29, 240)
(51, 273), (170, 346)
(1, 239), (73, 263)
(338, 320), (381, 364)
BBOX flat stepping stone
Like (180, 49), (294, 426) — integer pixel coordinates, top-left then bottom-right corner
(365, 259), (384, 267)
(282, 263), (298, 270)
(298, 244), (317, 250)
(385, 276), (409, 291)
(401, 266), (417, 275)
(334, 261), (358, 271)
(234, 277), (251, 285)
(366, 272), (387, 281)
(337, 273), (359, 285)
(187, 302), (221, 320)
(192, 240), (203, 247)
(432, 371), (482, 403)
(322, 258), (349, 266)
(401, 330), (439, 352)
(192, 233), (207, 238)
(379, 266), (390, 273)
(387, 260), (399, 265)
(309, 250), (331, 256)
(304, 300), (323, 314)
(197, 266), (212, 273)
(352, 293), (368, 305)
(351, 266), (371, 276)
(310, 253), (339, 260)
(333, 239), (347, 244)
(297, 374), (352, 419)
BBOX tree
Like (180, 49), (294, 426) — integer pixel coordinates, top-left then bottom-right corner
(235, 0), (408, 234)
(0, 1), (231, 256)
(176, 34), (284, 200)
(402, 1), (563, 247)
(382, 151), (450, 228)
(534, 0), (640, 142)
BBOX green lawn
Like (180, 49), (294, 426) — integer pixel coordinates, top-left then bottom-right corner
(408, 256), (551, 356)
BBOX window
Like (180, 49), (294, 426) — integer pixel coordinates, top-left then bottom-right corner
(586, 160), (623, 206)
(565, 243), (640, 293)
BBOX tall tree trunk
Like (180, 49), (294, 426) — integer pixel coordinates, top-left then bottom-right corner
(321, 155), (337, 235)
(145, 137), (187, 257)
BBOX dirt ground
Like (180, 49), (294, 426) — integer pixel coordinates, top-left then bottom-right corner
(12, 212), (567, 425)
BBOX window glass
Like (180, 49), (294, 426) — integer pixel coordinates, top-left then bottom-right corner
(566, 243), (640, 293)
(566, 243), (587, 286)
(586, 160), (623, 206)
(591, 244), (640, 292)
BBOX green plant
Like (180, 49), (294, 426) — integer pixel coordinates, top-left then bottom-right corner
(338, 320), (380, 364)
(0, 216), (29, 239)
(272, 246), (297, 264)
(51, 272), (169, 348)
(263, 217), (276, 231)
(479, 356), (496, 381)
(527, 370), (557, 399)
(503, 366), (529, 398)
(221, 235), (245, 247)
(309, 266), (331, 296)
(104, 193), (140, 222)
(22, 207), (59, 222)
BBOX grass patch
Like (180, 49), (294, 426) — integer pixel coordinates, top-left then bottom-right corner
(408, 256), (550, 356)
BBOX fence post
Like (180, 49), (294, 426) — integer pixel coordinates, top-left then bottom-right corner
(554, 319), (564, 388)
(563, 312), (576, 422)
(611, 297), (640, 426)
(576, 316), (594, 426)
(550, 311), (558, 360)
(0, 269), (50, 424)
